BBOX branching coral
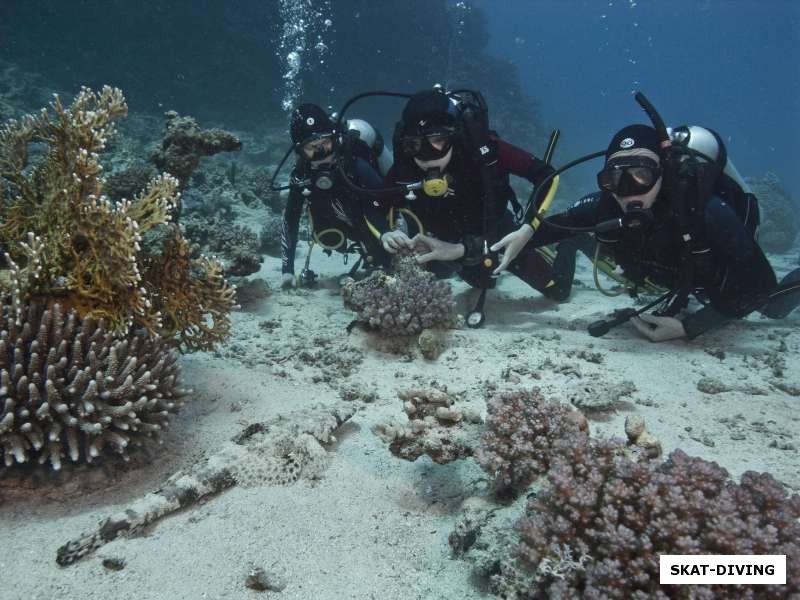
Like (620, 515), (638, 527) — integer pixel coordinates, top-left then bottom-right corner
(104, 163), (157, 201)
(141, 228), (237, 352)
(342, 253), (458, 336)
(0, 301), (186, 470)
(0, 86), (237, 350)
(510, 438), (800, 598)
(475, 389), (587, 499)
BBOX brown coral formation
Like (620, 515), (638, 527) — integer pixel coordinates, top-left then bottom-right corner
(0, 301), (185, 470)
(342, 253), (458, 336)
(151, 110), (242, 187)
(0, 86), (236, 350)
(475, 389), (587, 499)
(372, 387), (483, 464)
(513, 438), (800, 598)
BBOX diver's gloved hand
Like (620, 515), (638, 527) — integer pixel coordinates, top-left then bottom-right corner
(412, 234), (465, 264)
(630, 313), (687, 342)
(381, 230), (412, 254)
(490, 224), (534, 275)
(280, 273), (296, 289)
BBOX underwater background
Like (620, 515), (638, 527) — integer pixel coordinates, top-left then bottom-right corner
(2, 0), (798, 194)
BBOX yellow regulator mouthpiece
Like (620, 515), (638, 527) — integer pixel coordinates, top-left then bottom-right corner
(422, 176), (448, 197)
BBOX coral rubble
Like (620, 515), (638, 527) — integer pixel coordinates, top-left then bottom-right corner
(624, 414), (662, 459)
(0, 302), (185, 470)
(372, 387), (483, 464)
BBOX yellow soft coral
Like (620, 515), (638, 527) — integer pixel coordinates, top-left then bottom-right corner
(0, 86), (235, 349)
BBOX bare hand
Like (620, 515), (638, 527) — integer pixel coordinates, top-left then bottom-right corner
(411, 234), (465, 264)
(381, 230), (413, 254)
(630, 313), (687, 342)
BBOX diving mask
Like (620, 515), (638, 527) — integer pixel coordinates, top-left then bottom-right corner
(597, 156), (661, 197)
(400, 130), (454, 161)
(298, 134), (335, 162)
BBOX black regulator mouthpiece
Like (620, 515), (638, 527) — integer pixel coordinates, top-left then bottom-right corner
(621, 201), (654, 230)
(312, 170), (334, 190)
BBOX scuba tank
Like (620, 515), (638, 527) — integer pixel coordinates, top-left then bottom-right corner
(345, 118), (394, 177)
(668, 124), (759, 237)
(669, 125), (752, 194)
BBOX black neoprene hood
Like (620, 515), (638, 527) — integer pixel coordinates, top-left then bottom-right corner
(606, 124), (661, 161)
(290, 103), (334, 145)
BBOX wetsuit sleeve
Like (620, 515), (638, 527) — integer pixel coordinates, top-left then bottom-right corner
(354, 157), (390, 239)
(280, 186), (304, 274)
(529, 192), (605, 247)
(494, 137), (557, 222)
(681, 196), (778, 339)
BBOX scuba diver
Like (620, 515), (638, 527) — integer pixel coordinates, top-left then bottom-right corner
(277, 103), (394, 288)
(378, 87), (562, 307)
(493, 114), (800, 341)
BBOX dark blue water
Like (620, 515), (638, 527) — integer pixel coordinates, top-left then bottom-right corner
(474, 0), (800, 196)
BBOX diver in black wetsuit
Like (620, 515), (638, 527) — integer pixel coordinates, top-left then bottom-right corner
(279, 104), (393, 288)
(378, 88), (560, 297)
(495, 123), (800, 341)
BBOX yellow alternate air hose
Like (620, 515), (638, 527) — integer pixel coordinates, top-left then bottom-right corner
(593, 243), (626, 297)
(530, 129), (561, 233)
(388, 206), (425, 237)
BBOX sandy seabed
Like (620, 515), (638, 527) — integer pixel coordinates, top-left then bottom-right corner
(1, 246), (798, 600)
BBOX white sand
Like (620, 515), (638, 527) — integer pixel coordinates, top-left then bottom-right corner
(1, 246), (798, 600)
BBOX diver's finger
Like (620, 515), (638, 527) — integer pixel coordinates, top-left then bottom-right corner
(493, 253), (512, 275)
(411, 233), (430, 244)
(415, 251), (438, 264)
(490, 233), (514, 253)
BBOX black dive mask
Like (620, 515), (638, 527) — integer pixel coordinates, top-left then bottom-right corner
(597, 156), (661, 197)
(399, 131), (454, 161)
(296, 134), (335, 162)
